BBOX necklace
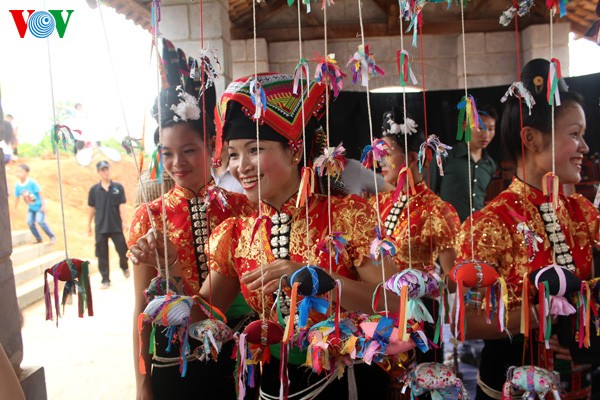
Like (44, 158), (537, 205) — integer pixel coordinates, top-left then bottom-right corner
(538, 202), (575, 272)
(384, 194), (408, 236)
(189, 197), (210, 281)
(270, 212), (291, 259)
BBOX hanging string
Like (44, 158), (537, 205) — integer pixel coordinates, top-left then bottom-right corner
(45, 29), (69, 260)
(251, 0), (267, 321)
(356, 0), (389, 316)
(95, 1), (164, 273)
(511, 0), (533, 366)
(297, 0), (312, 266)
(197, 0), (217, 311)
(153, 0), (172, 289)
(459, 0), (476, 260)
(549, 5), (558, 265)
(417, 14), (435, 269)
(397, 2), (413, 271)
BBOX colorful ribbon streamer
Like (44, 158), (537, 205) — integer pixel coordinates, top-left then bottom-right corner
(249, 78), (267, 120)
(396, 50), (418, 86)
(456, 95), (485, 142)
(501, 81), (536, 115)
(314, 142), (347, 179)
(547, 58), (562, 106)
(347, 44), (385, 87)
(314, 53), (346, 99)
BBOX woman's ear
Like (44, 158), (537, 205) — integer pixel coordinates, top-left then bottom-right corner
(521, 127), (544, 153)
(291, 147), (304, 165)
(407, 151), (419, 166)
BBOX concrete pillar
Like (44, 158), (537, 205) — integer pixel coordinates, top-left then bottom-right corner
(456, 31), (517, 89)
(0, 150), (24, 374)
(0, 152), (47, 399)
(160, 0), (235, 94)
(521, 22), (570, 76)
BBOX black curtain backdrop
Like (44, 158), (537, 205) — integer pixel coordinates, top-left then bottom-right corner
(326, 72), (600, 163)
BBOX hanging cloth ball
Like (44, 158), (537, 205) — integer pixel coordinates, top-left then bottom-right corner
(502, 365), (561, 400)
(189, 296), (232, 362)
(137, 293), (194, 377)
(286, 265), (336, 329)
(528, 264), (581, 346)
(529, 264), (580, 316)
(44, 258), (93, 326)
(236, 319), (285, 399)
(450, 260), (500, 341)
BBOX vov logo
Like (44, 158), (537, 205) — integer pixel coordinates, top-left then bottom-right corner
(9, 10), (74, 38)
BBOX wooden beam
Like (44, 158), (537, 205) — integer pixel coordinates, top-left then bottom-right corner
(232, 0), (288, 27)
(468, 0), (486, 19)
(371, 0), (389, 14)
(387, 1), (399, 34)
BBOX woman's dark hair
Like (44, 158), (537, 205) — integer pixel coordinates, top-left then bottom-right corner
(0, 120), (15, 145)
(501, 58), (585, 165)
(152, 86), (216, 146)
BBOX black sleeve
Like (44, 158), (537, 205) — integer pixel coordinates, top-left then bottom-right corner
(118, 183), (126, 204)
(88, 186), (95, 207)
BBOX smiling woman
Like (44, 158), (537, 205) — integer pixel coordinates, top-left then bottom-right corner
(457, 58), (600, 399)
(201, 73), (399, 399)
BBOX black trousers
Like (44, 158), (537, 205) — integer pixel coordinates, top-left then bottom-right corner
(95, 231), (128, 283)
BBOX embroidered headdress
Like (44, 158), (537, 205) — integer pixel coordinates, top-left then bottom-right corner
(213, 73), (326, 162)
(151, 38), (217, 138)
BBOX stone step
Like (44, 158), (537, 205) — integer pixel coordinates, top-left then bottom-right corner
(11, 243), (55, 266)
(13, 251), (65, 286)
(11, 230), (32, 247)
(16, 277), (47, 311)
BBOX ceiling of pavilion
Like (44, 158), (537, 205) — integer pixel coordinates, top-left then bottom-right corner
(98, 0), (599, 43)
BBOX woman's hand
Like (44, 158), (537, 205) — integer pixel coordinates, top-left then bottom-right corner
(128, 228), (178, 268)
(240, 259), (304, 294)
(136, 376), (153, 400)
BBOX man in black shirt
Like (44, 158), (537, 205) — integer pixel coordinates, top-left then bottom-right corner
(88, 160), (129, 288)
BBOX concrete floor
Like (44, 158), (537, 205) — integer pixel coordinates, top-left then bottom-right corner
(21, 270), (136, 399)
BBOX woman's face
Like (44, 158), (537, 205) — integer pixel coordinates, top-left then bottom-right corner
(381, 136), (406, 187)
(227, 139), (298, 206)
(535, 101), (588, 185)
(160, 124), (209, 191)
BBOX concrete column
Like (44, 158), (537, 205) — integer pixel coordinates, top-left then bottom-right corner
(0, 151), (24, 373)
(521, 22), (570, 76)
(457, 31), (517, 89)
(160, 0), (235, 94)
(0, 151), (47, 400)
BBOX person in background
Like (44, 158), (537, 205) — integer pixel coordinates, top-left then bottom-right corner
(88, 160), (129, 289)
(211, 144), (244, 194)
(14, 163), (56, 244)
(431, 105), (498, 222)
(5, 114), (19, 158)
(0, 118), (17, 164)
